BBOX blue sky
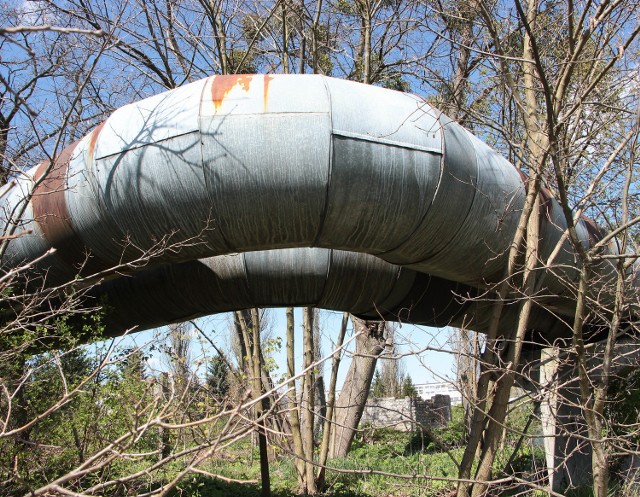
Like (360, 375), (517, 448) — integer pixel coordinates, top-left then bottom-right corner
(114, 308), (457, 390)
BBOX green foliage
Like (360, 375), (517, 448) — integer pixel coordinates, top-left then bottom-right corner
(380, 71), (411, 92)
(0, 308), (111, 492)
(262, 336), (282, 373)
(607, 368), (640, 441)
(0, 340), (165, 495)
(433, 405), (466, 449)
(0, 303), (167, 495)
(371, 369), (385, 397)
(207, 353), (230, 400)
(329, 428), (460, 495)
(228, 49), (258, 74)
(120, 347), (148, 380)
(309, 24), (334, 75)
(401, 375), (417, 398)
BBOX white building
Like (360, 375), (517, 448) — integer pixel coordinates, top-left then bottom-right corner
(414, 382), (463, 405)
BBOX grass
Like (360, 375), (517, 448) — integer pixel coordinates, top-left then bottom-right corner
(180, 428), (463, 497)
(159, 407), (631, 497)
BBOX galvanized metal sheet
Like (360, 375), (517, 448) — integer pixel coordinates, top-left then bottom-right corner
(245, 248), (329, 306)
(380, 118), (478, 267)
(200, 113), (331, 251)
(318, 137), (441, 254)
(324, 78), (442, 154)
(65, 132), (138, 267)
(201, 74), (330, 116)
(92, 132), (216, 261)
(408, 130), (524, 284)
(94, 79), (206, 159)
(319, 250), (403, 314)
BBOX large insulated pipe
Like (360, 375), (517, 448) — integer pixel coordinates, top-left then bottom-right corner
(0, 75), (613, 335)
(92, 247), (572, 342)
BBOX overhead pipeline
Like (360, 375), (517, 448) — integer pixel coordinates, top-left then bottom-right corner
(0, 74), (615, 337)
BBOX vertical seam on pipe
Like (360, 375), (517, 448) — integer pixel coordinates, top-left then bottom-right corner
(380, 266), (415, 318)
(311, 75), (334, 247)
(401, 122), (481, 268)
(240, 251), (255, 307)
(78, 121), (129, 270)
(350, 254), (375, 312)
(199, 75), (233, 253)
(32, 140), (111, 274)
(362, 264), (405, 319)
(317, 247), (334, 307)
(376, 102), (445, 260)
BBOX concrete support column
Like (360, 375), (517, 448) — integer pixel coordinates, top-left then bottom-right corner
(540, 347), (592, 492)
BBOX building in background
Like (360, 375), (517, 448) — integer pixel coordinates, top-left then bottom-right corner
(414, 382), (462, 405)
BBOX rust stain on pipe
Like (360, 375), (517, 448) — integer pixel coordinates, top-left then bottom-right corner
(211, 75), (253, 112)
(263, 74), (274, 112)
(87, 121), (106, 163)
(32, 142), (110, 273)
(583, 216), (605, 245)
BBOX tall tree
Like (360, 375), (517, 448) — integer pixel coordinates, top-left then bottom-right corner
(331, 316), (388, 459)
(166, 322), (193, 399)
(452, 1), (640, 495)
(234, 309), (271, 497)
(206, 353), (230, 402)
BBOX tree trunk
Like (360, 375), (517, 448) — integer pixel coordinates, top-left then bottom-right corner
(317, 312), (348, 489)
(301, 307), (317, 494)
(330, 316), (386, 459)
(285, 307), (306, 486)
(0, 121), (9, 185)
(236, 309), (271, 497)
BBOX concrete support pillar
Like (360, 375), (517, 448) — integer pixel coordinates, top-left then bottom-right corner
(539, 347), (592, 492)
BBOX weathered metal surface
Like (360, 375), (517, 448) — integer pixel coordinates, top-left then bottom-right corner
(93, 247), (572, 342)
(0, 74), (619, 336)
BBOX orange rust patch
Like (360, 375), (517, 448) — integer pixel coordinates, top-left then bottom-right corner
(263, 74), (274, 113)
(211, 75), (254, 112)
(88, 121), (106, 162)
(517, 169), (529, 184)
(582, 216), (605, 245)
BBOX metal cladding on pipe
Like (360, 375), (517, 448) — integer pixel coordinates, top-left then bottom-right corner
(93, 247), (571, 342)
(0, 74), (613, 336)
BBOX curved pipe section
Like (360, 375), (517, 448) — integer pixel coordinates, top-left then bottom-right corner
(93, 247), (571, 343)
(0, 74), (613, 335)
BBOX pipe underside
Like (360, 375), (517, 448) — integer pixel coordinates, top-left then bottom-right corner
(0, 75), (613, 340)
